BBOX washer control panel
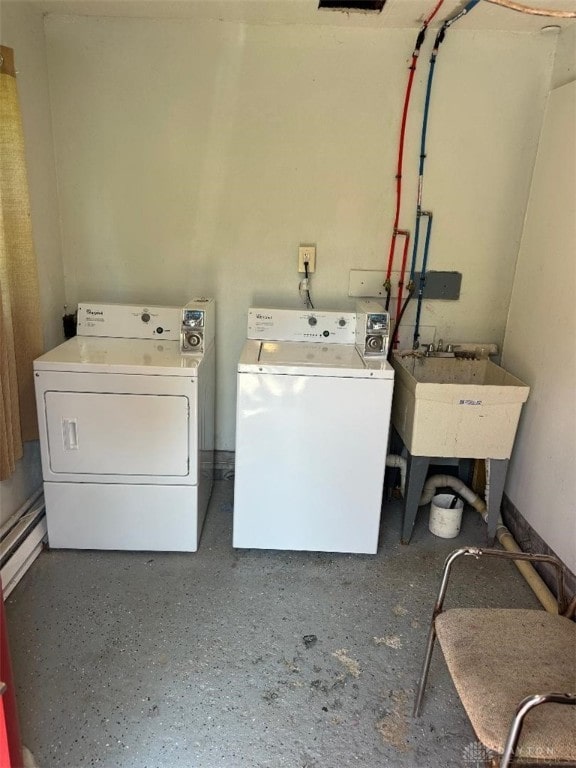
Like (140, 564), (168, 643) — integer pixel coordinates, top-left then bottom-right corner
(247, 308), (357, 343)
(355, 300), (390, 357)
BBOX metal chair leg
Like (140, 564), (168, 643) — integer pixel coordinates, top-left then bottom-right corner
(500, 693), (576, 768)
(413, 621), (437, 717)
(413, 547), (472, 717)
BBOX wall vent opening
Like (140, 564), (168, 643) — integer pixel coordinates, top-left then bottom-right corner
(318, 0), (387, 12)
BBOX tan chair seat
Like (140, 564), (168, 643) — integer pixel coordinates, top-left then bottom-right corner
(436, 608), (576, 760)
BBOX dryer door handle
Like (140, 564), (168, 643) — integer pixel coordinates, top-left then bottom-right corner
(62, 418), (79, 451)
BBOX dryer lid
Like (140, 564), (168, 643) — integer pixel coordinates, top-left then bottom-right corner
(34, 336), (202, 377)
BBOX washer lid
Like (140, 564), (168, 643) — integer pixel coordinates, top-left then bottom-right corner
(33, 336), (202, 376)
(239, 341), (394, 379)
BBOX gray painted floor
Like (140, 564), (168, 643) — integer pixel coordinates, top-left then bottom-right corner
(7, 480), (539, 768)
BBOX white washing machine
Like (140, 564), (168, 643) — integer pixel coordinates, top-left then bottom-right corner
(34, 300), (215, 552)
(233, 305), (394, 554)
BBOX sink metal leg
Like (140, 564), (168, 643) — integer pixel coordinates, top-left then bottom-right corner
(457, 458), (473, 486)
(486, 458), (509, 545)
(402, 454), (430, 544)
(389, 426), (404, 456)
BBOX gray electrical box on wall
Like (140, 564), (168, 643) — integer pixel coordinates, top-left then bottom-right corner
(348, 270), (462, 300)
(415, 271), (462, 300)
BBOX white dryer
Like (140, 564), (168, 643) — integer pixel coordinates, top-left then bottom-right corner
(233, 306), (394, 554)
(34, 300), (215, 552)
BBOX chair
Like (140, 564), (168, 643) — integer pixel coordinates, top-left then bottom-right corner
(414, 547), (576, 767)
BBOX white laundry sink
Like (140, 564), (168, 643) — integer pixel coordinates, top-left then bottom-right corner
(391, 355), (529, 458)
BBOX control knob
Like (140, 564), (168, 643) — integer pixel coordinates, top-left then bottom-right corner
(366, 335), (384, 352)
(185, 332), (202, 349)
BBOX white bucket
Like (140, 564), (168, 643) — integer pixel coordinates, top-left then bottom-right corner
(429, 493), (464, 539)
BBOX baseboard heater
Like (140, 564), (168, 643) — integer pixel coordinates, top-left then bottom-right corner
(1, 489), (47, 599)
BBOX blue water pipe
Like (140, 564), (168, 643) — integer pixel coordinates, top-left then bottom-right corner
(410, 0), (481, 349)
(413, 212), (433, 349)
(408, 51), (438, 285)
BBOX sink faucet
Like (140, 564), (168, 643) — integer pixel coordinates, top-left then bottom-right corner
(425, 343), (435, 357)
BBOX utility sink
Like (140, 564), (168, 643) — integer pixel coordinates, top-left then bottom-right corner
(391, 355), (529, 459)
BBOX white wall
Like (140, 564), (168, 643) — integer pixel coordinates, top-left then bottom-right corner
(502, 78), (576, 572)
(551, 23), (576, 89)
(44, 16), (556, 450)
(0, 0), (64, 522)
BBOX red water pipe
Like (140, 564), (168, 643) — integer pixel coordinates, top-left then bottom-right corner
(384, 53), (417, 305)
(393, 230), (410, 348)
(422, 0), (446, 26)
(384, 0), (445, 307)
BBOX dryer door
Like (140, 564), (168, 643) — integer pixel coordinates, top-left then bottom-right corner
(45, 391), (189, 476)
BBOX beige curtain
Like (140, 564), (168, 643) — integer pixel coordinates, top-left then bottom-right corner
(0, 46), (43, 480)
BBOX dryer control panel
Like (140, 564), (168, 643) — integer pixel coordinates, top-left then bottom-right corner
(247, 308), (357, 343)
(77, 303), (182, 340)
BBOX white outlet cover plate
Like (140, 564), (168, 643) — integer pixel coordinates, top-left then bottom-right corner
(298, 246), (316, 273)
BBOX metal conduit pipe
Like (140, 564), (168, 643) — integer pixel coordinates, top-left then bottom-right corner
(417, 474), (559, 614)
(496, 529), (559, 614)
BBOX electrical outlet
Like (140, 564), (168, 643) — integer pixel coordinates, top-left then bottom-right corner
(298, 245), (316, 273)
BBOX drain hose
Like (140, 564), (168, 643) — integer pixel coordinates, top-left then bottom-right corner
(420, 474), (558, 614)
(386, 457), (558, 614)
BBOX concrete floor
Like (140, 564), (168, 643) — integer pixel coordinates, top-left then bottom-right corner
(7, 480), (540, 768)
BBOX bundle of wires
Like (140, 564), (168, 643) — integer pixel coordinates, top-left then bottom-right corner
(300, 261), (314, 309)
